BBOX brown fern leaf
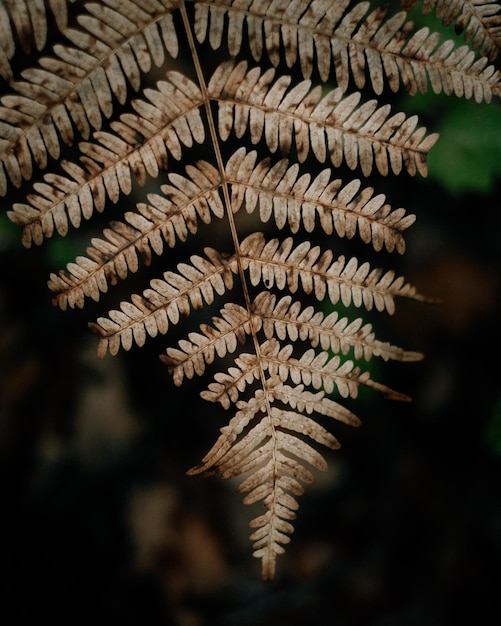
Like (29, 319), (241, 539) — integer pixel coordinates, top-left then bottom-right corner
(89, 227), (429, 363)
(190, 376), (346, 581)
(185, 336), (410, 580)
(252, 292), (423, 362)
(3, 0), (500, 581)
(196, 0), (500, 99)
(226, 148), (416, 252)
(239, 232), (429, 314)
(47, 145), (419, 309)
(8, 71), (205, 246)
(0, 0), (180, 195)
(162, 291), (423, 387)
(89, 245), (235, 358)
(47, 159), (223, 309)
(209, 60), (440, 176)
(406, 0), (501, 61)
(10, 61), (438, 249)
(0, 0), (71, 79)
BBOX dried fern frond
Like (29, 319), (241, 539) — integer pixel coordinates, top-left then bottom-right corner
(47, 159), (223, 309)
(89, 245), (235, 358)
(252, 292), (423, 362)
(47, 144), (420, 310)
(0, 0), (180, 196)
(196, 0), (500, 98)
(210, 60), (440, 176)
(189, 372), (346, 581)
(8, 71), (205, 246)
(239, 232), (428, 314)
(0, 0), (71, 79)
(187, 335), (410, 580)
(4, 0), (500, 581)
(226, 148), (416, 253)
(10, 58), (439, 249)
(405, 0), (501, 61)
(162, 290), (423, 386)
(91, 227), (429, 362)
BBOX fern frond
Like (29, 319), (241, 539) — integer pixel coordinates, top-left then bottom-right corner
(48, 160), (223, 309)
(197, 396), (338, 581)
(0, 0), (180, 196)
(189, 337), (406, 580)
(9, 56), (436, 248)
(409, 0), (501, 61)
(194, 0), (353, 81)
(210, 61), (439, 177)
(198, 337), (409, 406)
(89, 246), (235, 358)
(199, 350), (263, 409)
(252, 339), (408, 399)
(210, 379), (359, 443)
(89, 222), (427, 360)
(253, 292), (423, 362)
(161, 302), (253, 384)
(189, 385), (320, 581)
(240, 232), (429, 314)
(0, 0), (70, 80)
(196, 0), (500, 99)
(164, 289), (423, 386)
(5, 0), (489, 582)
(192, 331), (408, 579)
(8, 72), (205, 246)
(47, 137), (419, 310)
(272, 382), (361, 426)
(226, 148), (416, 253)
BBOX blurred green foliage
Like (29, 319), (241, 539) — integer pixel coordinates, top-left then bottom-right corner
(399, 2), (501, 194)
(426, 98), (501, 195)
(0, 213), (19, 249)
(485, 397), (501, 457)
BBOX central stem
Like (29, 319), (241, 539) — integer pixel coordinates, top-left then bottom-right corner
(180, 2), (281, 578)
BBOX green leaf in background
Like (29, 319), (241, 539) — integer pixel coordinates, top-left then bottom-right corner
(397, 3), (501, 196)
(0, 213), (21, 249)
(485, 396), (501, 458)
(46, 236), (86, 269)
(426, 100), (501, 195)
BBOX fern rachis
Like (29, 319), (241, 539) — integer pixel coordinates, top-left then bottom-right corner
(2, 0), (500, 579)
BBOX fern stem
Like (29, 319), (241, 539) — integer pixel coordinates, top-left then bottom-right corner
(180, 2), (281, 577)
(178, 3), (257, 343)
(179, 6), (237, 276)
